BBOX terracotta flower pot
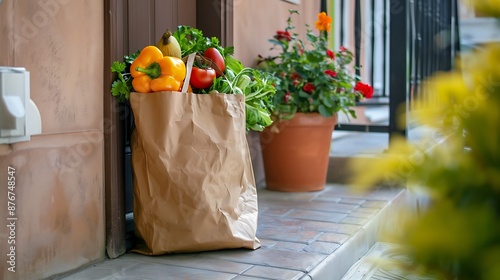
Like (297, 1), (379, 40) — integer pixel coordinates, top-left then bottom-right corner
(259, 113), (338, 192)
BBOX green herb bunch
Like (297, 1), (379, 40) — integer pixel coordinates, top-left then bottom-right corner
(111, 51), (139, 103)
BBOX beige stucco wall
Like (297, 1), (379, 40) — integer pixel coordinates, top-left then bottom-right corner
(233, 0), (321, 185)
(0, 0), (105, 279)
(233, 0), (321, 67)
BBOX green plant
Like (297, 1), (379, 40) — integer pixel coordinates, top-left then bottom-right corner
(257, 10), (373, 121)
(349, 3), (500, 278)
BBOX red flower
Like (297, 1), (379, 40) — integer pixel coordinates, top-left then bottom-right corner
(340, 46), (347, 52)
(290, 72), (301, 87)
(290, 72), (301, 80)
(354, 82), (374, 98)
(284, 92), (292, 103)
(275, 30), (292, 42)
(326, 49), (335, 59)
(303, 83), (316, 94)
(324, 69), (337, 78)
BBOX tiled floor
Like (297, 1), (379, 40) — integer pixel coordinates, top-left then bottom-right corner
(58, 111), (417, 280)
(59, 184), (406, 280)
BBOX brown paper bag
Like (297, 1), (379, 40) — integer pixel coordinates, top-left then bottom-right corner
(129, 89), (260, 255)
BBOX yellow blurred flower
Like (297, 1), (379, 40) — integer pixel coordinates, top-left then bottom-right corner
(474, 0), (500, 17)
(348, 41), (500, 278)
(348, 136), (416, 190)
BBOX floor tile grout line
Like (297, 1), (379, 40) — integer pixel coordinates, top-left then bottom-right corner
(105, 255), (250, 276)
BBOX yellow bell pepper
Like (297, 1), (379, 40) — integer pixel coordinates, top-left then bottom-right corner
(130, 46), (186, 93)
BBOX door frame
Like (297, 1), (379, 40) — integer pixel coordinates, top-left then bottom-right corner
(103, 0), (234, 258)
(103, 0), (127, 259)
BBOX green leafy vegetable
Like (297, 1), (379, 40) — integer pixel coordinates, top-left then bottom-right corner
(172, 25), (233, 58)
(244, 70), (276, 131)
(171, 25), (276, 131)
(208, 55), (276, 131)
(225, 55), (244, 74)
(110, 51), (140, 102)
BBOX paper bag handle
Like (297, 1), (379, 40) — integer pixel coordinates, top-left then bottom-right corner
(181, 53), (196, 93)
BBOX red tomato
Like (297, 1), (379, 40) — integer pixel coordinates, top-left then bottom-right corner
(190, 67), (216, 89)
(203, 48), (225, 76)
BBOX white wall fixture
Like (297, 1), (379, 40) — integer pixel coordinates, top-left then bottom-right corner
(0, 67), (42, 144)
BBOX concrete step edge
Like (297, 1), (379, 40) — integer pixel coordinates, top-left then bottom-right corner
(304, 188), (408, 280)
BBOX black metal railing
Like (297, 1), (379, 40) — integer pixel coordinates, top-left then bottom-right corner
(331, 0), (460, 139)
(409, 0), (460, 107)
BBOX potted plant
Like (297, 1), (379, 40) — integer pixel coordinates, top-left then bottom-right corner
(257, 10), (373, 192)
